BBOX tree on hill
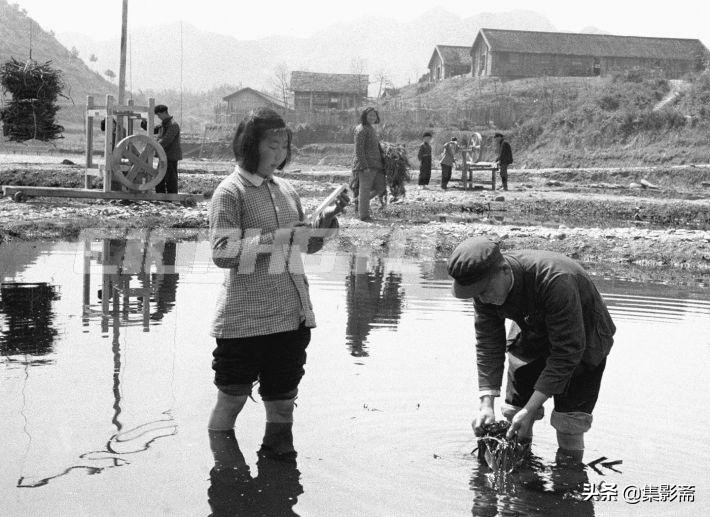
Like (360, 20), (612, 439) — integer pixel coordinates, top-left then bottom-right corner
(104, 69), (116, 81)
(273, 63), (290, 112)
(70, 46), (79, 60)
(89, 54), (98, 62)
(350, 56), (369, 103)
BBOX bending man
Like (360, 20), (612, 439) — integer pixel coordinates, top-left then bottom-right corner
(448, 237), (615, 461)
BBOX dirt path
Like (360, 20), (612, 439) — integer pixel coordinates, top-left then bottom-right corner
(653, 79), (691, 111)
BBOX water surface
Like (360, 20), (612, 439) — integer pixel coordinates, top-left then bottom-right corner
(1, 237), (708, 516)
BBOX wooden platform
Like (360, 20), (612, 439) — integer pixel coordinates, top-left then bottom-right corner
(1, 185), (204, 203)
(461, 161), (499, 191)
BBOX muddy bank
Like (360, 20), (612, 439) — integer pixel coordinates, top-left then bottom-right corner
(1, 162), (708, 284)
(1, 196), (708, 286)
(2, 165), (708, 228)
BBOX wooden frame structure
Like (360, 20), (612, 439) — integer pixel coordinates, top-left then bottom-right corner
(458, 132), (499, 191)
(2, 95), (201, 203)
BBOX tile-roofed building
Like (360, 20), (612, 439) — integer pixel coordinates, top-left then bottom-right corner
(471, 28), (709, 79)
(215, 87), (288, 124)
(290, 71), (368, 110)
(428, 45), (472, 81)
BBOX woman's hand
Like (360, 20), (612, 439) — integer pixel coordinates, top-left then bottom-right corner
(317, 190), (350, 228)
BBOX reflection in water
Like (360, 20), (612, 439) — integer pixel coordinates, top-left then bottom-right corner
(469, 452), (595, 516)
(0, 282), (59, 364)
(418, 260), (451, 282)
(345, 255), (404, 357)
(15, 234), (180, 488)
(151, 241), (178, 321)
(208, 430), (303, 516)
(87, 237), (179, 330)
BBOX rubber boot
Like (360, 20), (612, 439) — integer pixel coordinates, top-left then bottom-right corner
(502, 177), (508, 191)
(259, 398), (296, 460)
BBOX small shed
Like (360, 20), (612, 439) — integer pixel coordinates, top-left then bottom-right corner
(428, 45), (472, 81)
(217, 87), (287, 123)
(471, 28), (709, 79)
(290, 71), (368, 111)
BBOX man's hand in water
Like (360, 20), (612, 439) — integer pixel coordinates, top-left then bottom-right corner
(473, 395), (496, 436)
(507, 408), (534, 440)
(506, 390), (548, 440)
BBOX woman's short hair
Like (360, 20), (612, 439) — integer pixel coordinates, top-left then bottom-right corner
(359, 107), (380, 126)
(422, 131), (432, 138)
(232, 108), (292, 172)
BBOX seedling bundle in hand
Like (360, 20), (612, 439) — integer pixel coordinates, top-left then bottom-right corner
(475, 420), (529, 488)
(0, 57), (66, 142)
(381, 142), (410, 200)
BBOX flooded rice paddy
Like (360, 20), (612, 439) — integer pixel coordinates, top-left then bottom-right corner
(1, 235), (709, 516)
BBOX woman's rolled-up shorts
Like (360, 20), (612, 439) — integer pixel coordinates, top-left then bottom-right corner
(212, 323), (311, 401)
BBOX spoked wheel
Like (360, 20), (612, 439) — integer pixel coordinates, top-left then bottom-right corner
(110, 134), (167, 192)
(469, 132), (483, 163)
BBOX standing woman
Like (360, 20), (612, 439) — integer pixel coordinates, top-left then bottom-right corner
(352, 107), (385, 221)
(207, 108), (347, 459)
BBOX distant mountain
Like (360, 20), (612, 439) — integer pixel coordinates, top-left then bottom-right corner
(58, 9), (557, 95)
(0, 0), (113, 103)
(579, 26), (611, 35)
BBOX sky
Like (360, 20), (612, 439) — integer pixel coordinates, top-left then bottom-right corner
(14, 0), (710, 44)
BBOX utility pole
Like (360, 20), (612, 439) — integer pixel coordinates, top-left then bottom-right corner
(118, 0), (128, 105)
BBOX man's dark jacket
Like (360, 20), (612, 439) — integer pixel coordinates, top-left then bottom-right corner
(157, 116), (182, 161)
(473, 250), (615, 397)
(497, 140), (513, 166)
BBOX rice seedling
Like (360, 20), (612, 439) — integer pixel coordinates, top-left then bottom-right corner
(474, 420), (530, 489)
(0, 57), (67, 142)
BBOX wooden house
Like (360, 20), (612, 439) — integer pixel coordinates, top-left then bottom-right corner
(290, 71), (368, 111)
(471, 29), (708, 79)
(428, 45), (472, 81)
(216, 87), (287, 124)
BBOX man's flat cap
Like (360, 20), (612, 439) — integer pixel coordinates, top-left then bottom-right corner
(448, 237), (503, 299)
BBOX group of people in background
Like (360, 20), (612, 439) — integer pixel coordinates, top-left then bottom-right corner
(105, 101), (512, 208)
(351, 106), (514, 222)
(417, 132), (513, 191)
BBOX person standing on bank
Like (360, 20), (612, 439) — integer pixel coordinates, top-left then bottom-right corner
(207, 108), (347, 460)
(417, 131), (433, 189)
(352, 107), (386, 221)
(153, 104), (182, 194)
(493, 132), (512, 191)
(448, 237), (615, 462)
(439, 136), (458, 190)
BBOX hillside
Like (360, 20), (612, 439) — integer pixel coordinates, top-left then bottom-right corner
(0, 0), (113, 127)
(379, 70), (710, 168)
(58, 9), (556, 93)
